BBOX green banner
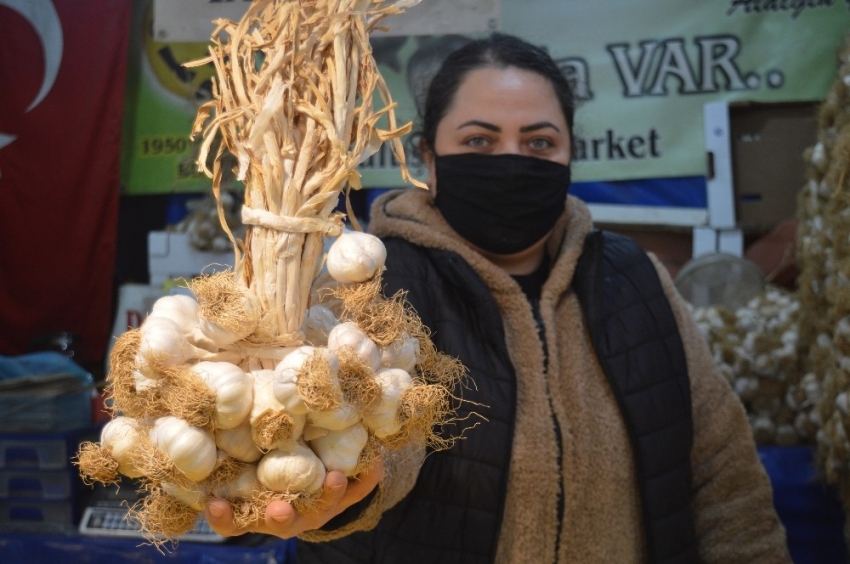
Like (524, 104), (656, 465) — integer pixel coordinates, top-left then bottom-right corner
(500, 0), (850, 182)
(121, 0), (850, 194)
(121, 1), (215, 195)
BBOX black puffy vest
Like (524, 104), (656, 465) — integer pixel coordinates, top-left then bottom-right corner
(295, 231), (696, 564)
(574, 230), (697, 564)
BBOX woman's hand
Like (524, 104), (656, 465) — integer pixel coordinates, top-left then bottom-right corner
(204, 458), (384, 539)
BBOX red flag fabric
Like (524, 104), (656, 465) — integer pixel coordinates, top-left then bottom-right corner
(0, 0), (132, 366)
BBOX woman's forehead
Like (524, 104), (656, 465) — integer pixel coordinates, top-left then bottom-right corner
(442, 66), (566, 127)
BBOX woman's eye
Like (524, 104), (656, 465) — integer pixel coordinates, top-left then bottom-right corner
(464, 136), (489, 148)
(529, 138), (553, 150)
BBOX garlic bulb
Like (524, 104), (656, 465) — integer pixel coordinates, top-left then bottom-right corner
(100, 417), (145, 478)
(191, 361), (253, 429)
(301, 304), (339, 346)
(215, 418), (263, 463)
(213, 465), (261, 500)
(837, 392), (850, 416)
(257, 442), (326, 494)
(363, 368), (413, 438)
(149, 416), (218, 482)
(380, 332), (420, 373)
(252, 369), (307, 449)
(302, 424), (330, 442)
(282, 346), (341, 375)
(162, 481), (206, 511)
(326, 228), (387, 284)
(132, 370), (158, 392)
(197, 292), (261, 347)
(137, 316), (203, 374)
(272, 346), (341, 415)
(272, 362), (307, 415)
(148, 295), (199, 335)
(309, 423), (368, 476)
(327, 322), (381, 371)
(307, 400), (361, 431)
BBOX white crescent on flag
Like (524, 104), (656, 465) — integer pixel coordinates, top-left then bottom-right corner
(0, 0), (63, 152)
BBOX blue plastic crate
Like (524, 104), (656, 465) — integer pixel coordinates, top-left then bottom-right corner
(0, 426), (99, 470)
(759, 446), (849, 564)
(0, 469), (75, 500)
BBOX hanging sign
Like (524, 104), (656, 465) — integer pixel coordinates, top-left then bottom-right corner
(151, 0), (501, 42)
(123, 0), (850, 195)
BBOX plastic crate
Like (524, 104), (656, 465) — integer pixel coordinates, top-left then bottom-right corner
(0, 436), (70, 470)
(0, 469), (75, 500)
(0, 427), (99, 470)
(759, 446), (849, 564)
(0, 498), (76, 532)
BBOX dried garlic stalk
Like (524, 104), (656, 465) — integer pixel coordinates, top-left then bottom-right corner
(190, 0), (425, 347)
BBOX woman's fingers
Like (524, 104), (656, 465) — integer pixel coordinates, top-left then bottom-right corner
(265, 470), (349, 534)
(339, 457), (384, 508)
(205, 498), (243, 537)
(203, 459), (385, 539)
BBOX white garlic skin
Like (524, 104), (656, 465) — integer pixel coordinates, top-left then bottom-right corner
(252, 369), (307, 446)
(307, 401), (361, 431)
(257, 442), (326, 494)
(192, 361), (253, 429)
(213, 465), (261, 500)
(215, 418), (263, 463)
(137, 316), (196, 372)
(309, 423), (369, 476)
(197, 292), (261, 347)
(380, 333), (420, 373)
(301, 305), (339, 346)
(837, 392), (850, 416)
(363, 368), (413, 438)
(272, 346), (341, 415)
(149, 416), (218, 482)
(132, 370), (158, 392)
(100, 417), (145, 478)
(162, 481), (206, 511)
(327, 322), (381, 371)
(148, 295), (200, 335)
(326, 229), (387, 284)
(272, 364), (307, 416)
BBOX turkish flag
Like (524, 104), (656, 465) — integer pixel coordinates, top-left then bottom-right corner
(0, 0), (132, 366)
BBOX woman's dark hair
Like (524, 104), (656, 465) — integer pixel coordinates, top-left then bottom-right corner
(419, 32), (575, 154)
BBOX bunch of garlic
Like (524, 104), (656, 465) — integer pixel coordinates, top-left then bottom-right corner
(794, 34), (850, 508)
(690, 286), (814, 446)
(76, 228), (463, 542)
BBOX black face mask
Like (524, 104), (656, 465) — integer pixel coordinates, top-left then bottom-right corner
(433, 152), (571, 255)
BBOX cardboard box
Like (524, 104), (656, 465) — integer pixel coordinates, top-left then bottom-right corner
(706, 101), (819, 234)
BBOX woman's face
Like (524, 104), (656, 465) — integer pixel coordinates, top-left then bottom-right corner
(424, 66), (572, 187)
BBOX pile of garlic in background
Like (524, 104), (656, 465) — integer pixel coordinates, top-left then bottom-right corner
(690, 34), (850, 516)
(171, 191), (244, 253)
(75, 229), (464, 543)
(796, 34), (850, 507)
(689, 288), (820, 446)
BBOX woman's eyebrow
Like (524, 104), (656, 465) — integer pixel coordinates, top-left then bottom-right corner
(457, 120), (500, 132)
(519, 121), (561, 133)
(456, 120), (562, 133)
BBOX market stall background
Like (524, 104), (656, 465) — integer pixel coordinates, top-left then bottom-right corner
(2, 0), (849, 369)
(2, 0), (850, 562)
(0, 0), (132, 368)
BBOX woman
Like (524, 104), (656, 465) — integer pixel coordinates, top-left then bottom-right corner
(206, 33), (791, 563)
